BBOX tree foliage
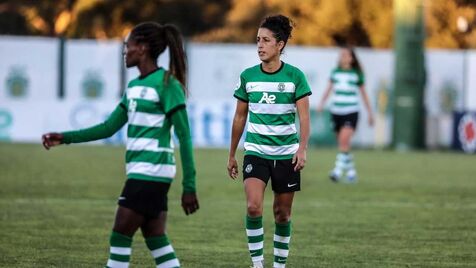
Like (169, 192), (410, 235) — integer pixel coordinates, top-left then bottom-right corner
(0, 0), (474, 48)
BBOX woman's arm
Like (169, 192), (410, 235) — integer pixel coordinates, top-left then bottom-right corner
(294, 96), (310, 171)
(170, 107), (199, 215)
(42, 103), (128, 149)
(227, 100), (248, 179)
(359, 85), (374, 126)
(317, 81), (333, 112)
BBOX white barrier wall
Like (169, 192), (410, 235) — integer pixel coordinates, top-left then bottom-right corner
(0, 36), (58, 101)
(0, 36), (474, 148)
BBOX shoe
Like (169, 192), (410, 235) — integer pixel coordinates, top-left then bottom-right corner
(346, 169), (357, 183)
(329, 168), (342, 182)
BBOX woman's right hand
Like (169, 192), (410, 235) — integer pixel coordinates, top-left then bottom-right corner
(227, 156), (239, 180)
(41, 132), (64, 150)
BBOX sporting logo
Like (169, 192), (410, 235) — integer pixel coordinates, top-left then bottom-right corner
(458, 113), (476, 153)
(278, 82), (286, 92)
(128, 99), (137, 113)
(245, 164), (253, 173)
(259, 92), (276, 104)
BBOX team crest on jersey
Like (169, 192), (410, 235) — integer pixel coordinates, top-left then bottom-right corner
(140, 87), (147, 98)
(245, 164), (253, 173)
(278, 82), (286, 92)
(458, 113), (476, 153)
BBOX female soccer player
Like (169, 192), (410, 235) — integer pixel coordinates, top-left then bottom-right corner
(227, 15), (311, 268)
(316, 47), (374, 182)
(42, 22), (198, 268)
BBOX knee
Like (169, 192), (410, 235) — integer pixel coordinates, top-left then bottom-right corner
(273, 205), (290, 223)
(247, 202), (262, 217)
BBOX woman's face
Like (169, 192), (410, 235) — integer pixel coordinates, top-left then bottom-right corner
(123, 33), (142, 68)
(256, 27), (283, 63)
(339, 48), (353, 69)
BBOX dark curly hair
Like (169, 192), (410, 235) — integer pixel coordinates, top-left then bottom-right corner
(260, 15), (294, 53)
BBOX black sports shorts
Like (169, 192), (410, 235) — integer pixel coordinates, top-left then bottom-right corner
(242, 154), (300, 193)
(118, 179), (171, 219)
(331, 112), (359, 132)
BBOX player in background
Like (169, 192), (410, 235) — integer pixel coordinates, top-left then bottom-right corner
(227, 15), (311, 268)
(42, 22), (198, 268)
(316, 47), (374, 182)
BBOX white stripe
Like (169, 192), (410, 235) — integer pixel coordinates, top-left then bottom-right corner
(126, 162), (176, 178)
(332, 95), (359, 103)
(248, 241), (264, 251)
(157, 258), (180, 268)
(246, 227), (264, 236)
(151, 245), (174, 258)
(129, 112), (165, 128)
(273, 261), (286, 268)
(274, 248), (289, 257)
(334, 72), (359, 82)
(106, 259), (129, 268)
(246, 82), (296, 93)
(249, 103), (296, 115)
(248, 123), (296, 136)
(127, 86), (159, 102)
(126, 138), (174, 153)
(274, 234), (291, 243)
(329, 105), (359, 115)
(251, 255), (264, 262)
(110, 246), (131, 255)
(244, 142), (299, 156)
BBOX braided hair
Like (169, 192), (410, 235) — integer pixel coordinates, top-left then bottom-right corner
(130, 22), (187, 91)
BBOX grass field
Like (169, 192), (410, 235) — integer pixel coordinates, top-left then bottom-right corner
(0, 143), (475, 267)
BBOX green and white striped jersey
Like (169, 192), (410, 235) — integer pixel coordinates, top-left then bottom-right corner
(122, 69), (185, 183)
(329, 67), (364, 115)
(234, 62), (312, 160)
(62, 68), (190, 186)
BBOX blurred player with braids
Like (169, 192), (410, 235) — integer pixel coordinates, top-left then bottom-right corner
(42, 22), (198, 268)
(317, 46), (374, 182)
(227, 15), (311, 268)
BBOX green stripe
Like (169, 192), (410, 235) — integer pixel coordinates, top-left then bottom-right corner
(275, 222), (291, 236)
(127, 175), (173, 183)
(335, 90), (357, 96)
(126, 150), (175, 165)
(246, 132), (298, 146)
(248, 234), (264, 243)
(249, 112), (295, 126)
(248, 92), (295, 104)
(110, 232), (132, 247)
(274, 255), (287, 263)
(127, 125), (173, 146)
(333, 102), (358, 107)
(155, 252), (177, 265)
(274, 241), (289, 250)
(246, 216), (262, 229)
(146, 235), (169, 250)
(110, 253), (130, 262)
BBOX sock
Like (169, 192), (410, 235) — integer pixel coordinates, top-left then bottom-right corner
(274, 221), (291, 268)
(333, 152), (347, 175)
(105, 231), (132, 268)
(246, 215), (264, 267)
(145, 235), (180, 268)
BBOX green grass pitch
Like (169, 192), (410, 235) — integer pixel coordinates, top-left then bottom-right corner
(0, 143), (475, 267)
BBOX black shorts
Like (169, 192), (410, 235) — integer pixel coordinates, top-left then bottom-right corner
(242, 155), (300, 193)
(118, 179), (171, 219)
(331, 112), (359, 132)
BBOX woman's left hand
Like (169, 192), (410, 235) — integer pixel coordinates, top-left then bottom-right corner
(292, 148), (307, 171)
(181, 192), (199, 215)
